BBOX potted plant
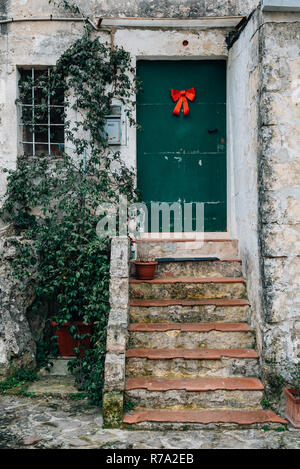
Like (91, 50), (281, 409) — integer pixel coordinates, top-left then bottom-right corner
(51, 320), (93, 358)
(285, 361), (300, 428)
(134, 257), (158, 280)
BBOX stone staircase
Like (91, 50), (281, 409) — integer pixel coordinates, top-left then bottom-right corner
(123, 239), (287, 429)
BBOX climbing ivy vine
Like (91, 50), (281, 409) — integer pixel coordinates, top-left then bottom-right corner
(1, 1), (139, 405)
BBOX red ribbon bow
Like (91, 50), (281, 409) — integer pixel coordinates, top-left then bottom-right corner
(171, 88), (196, 116)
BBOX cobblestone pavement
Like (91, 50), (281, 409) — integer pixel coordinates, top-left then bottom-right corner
(0, 396), (299, 449)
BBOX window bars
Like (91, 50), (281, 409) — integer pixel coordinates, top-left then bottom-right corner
(18, 67), (65, 156)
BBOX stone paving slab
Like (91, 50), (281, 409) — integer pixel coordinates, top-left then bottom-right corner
(0, 396), (299, 449)
(27, 376), (78, 397)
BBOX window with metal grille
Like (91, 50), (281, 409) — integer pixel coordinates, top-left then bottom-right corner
(18, 67), (65, 156)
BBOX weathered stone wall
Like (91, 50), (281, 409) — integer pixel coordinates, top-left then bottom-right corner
(0, 19), (87, 215)
(103, 237), (130, 428)
(229, 9), (300, 374)
(258, 12), (300, 366)
(0, 233), (36, 379)
(6, 0), (259, 19)
(89, 0), (259, 18)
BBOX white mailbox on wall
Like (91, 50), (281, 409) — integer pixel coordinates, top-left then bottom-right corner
(104, 105), (127, 145)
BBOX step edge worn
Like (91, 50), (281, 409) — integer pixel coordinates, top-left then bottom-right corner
(123, 409), (288, 425)
(126, 348), (260, 359)
(130, 299), (250, 307)
(129, 322), (252, 332)
(130, 277), (246, 284)
(125, 377), (264, 392)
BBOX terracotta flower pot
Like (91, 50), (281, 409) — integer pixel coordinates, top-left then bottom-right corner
(285, 388), (300, 428)
(135, 261), (158, 280)
(51, 321), (93, 358)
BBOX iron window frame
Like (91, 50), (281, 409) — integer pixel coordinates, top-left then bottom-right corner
(17, 66), (65, 156)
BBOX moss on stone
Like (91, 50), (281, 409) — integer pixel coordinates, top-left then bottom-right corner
(103, 391), (124, 428)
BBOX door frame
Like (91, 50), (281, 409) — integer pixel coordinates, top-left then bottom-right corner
(135, 56), (233, 239)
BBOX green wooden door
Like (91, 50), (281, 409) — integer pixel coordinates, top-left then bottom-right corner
(137, 60), (227, 232)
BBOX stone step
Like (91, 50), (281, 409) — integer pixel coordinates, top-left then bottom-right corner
(130, 322), (251, 332)
(131, 259), (243, 279)
(130, 277), (247, 300)
(26, 376), (78, 397)
(126, 377), (264, 391)
(137, 239), (239, 260)
(126, 377), (264, 410)
(126, 348), (260, 378)
(123, 409), (288, 430)
(155, 259), (243, 279)
(130, 299), (250, 323)
(128, 323), (254, 349)
(37, 358), (75, 377)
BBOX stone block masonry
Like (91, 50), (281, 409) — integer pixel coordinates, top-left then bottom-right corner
(0, 233), (36, 379)
(228, 8), (300, 383)
(5, 0), (260, 20)
(258, 15), (300, 367)
(103, 237), (130, 428)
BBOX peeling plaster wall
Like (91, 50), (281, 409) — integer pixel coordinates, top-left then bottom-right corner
(228, 11), (263, 355)
(0, 20), (87, 211)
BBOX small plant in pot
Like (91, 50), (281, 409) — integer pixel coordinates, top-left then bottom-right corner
(134, 257), (158, 280)
(285, 361), (300, 428)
